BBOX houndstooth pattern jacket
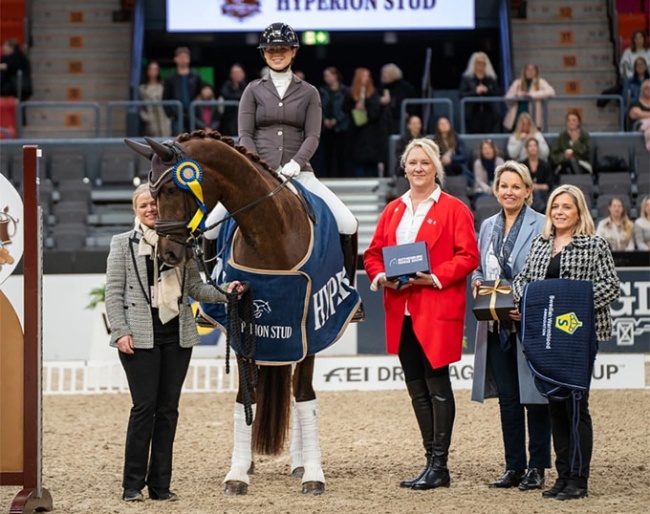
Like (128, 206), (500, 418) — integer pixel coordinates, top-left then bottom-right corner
(512, 234), (620, 342)
(105, 230), (228, 349)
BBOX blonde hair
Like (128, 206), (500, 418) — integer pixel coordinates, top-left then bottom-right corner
(400, 138), (445, 187)
(381, 63), (403, 83)
(519, 63), (540, 91)
(542, 185), (595, 239)
(607, 196), (634, 241)
(132, 183), (152, 210)
(641, 195), (650, 221)
(513, 112), (540, 138)
(463, 52), (497, 79)
(492, 161), (534, 207)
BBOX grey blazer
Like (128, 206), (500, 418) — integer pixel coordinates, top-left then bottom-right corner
(105, 230), (228, 349)
(238, 73), (321, 171)
(471, 206), (547, 404)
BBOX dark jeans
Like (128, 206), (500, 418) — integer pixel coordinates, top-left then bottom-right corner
(487, 330), (551, 471)
(119, 343), (192, 491)
(398, 316), (449, 381)
(549, 390), (593, 483)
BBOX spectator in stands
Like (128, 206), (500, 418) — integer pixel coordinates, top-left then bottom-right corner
(507, 112), (550, 162)
(596, 196), (635, 251)
(471, 161), (550, 493)
(317, 66), (351, 177)
(0, 38), (32, 100)
(623, 57), (650, 111)
(550, 111), (592, 175)
(473, 139), (504, 197)
(344, 67), (385, 177)
(503, 64), (555, 132)
(459, 52), (501, 134)
(138, 61), (171, 138)
(619, 31), (650, 81)
(193, 84), (220, 131)
(379, 63), (418, 136)
(364, 137), (479, 492)
(389, 114), (427, 199)
(629, 79), (650, 150)
(218, 63), (247, 137)
(433, 116), (472, 187)
(522, 138), (554, 213)
(633, 195), (650, 250)
(163, 47), (205, 134)
(105, 183), (240, 503)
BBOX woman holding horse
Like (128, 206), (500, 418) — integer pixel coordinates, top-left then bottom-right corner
(105, 183), (240, 502)
(206, 22), (361, 297)
(364, 138), (479, 490)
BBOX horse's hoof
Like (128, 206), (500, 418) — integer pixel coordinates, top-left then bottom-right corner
(302, 481), (325, 495)
(291, 466), (304, 479)
(248, 461), (255, 475)
(224, 481), (248, 495)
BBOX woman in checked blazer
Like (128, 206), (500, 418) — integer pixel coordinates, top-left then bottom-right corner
(106, 183), (239, 503)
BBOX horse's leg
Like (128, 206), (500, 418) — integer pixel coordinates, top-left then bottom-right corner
(292, 356), (325, 495)
(223, 390), (256, 495)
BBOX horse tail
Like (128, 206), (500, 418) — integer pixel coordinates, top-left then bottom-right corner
(252, 364), (292, 455)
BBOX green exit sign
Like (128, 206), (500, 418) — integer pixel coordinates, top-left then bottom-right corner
(302, 31), (330, 45)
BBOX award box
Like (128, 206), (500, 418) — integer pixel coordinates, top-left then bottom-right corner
(473, 278), (514, 321)
(382, 241), (430, 281)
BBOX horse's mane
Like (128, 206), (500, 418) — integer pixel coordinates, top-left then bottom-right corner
(176, 130), (281, 183)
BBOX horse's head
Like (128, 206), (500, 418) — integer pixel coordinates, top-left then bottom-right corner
(124, 137), (200, 266)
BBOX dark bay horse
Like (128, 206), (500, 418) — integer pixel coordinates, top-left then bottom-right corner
(125, 131), (326, 495)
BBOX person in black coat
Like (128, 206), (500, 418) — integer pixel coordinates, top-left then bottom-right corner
(218, 63), (247, 137)
(0, 39), (32, 100)
(316, 66), (351, 177)
(379, 63), (419, 136)
(459, 52), (501, 134)
(162, 47), (205, 134)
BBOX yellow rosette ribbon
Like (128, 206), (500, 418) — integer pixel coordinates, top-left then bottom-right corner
(478, 279), (512, 320)
(172, 159), (207, 232)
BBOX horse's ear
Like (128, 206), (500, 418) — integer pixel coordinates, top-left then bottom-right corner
(145, 136), (175, 163)
(124, 139), (154, 160)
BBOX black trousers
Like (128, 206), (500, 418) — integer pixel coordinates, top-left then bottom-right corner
(119, 343), (192, 491)
(398, 316), (449, 381)
(486, 330), (551, 471)
(549, 391), (593, 484)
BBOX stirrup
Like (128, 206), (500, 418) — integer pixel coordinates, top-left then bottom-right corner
(351, 302), (366, 323)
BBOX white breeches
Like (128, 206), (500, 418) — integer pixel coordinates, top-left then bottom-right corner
(203, 172), (357, 241)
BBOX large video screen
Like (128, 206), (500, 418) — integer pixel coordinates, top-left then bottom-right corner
(166, 0), (475, 32)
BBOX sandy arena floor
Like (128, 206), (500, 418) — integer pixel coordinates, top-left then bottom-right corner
(2, 387), (649, 514)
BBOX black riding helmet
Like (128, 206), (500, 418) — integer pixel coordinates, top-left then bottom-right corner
(258, 22), (300, 55)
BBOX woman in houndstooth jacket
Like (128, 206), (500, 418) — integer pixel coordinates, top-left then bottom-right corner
(511, 184), (620, 501)
(106, 183), (240, 503)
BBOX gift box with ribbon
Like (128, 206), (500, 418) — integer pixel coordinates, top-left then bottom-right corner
(473, 278), (514, 321)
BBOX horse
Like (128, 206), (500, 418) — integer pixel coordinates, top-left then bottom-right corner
(125, 130), (356, 496)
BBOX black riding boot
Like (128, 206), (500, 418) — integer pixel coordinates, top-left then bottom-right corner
(400, 380), (434, 488)
(411, 376), (455, 490)
(340, 233), (365, 322)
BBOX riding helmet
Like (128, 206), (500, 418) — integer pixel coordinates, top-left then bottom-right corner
(258, 22), (300, 49)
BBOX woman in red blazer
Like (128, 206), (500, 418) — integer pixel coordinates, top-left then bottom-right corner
(364, 138), (479, 490)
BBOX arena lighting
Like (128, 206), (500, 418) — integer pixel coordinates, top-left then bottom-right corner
(302, 31), (330, 46)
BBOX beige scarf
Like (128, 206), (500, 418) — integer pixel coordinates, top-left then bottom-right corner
(134, 218), (182, 324)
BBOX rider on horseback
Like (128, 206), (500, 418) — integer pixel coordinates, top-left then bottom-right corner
(205, 22), (363, 320)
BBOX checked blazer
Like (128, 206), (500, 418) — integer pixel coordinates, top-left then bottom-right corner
(511, 234), (620, 342)
(105, 230), (228, 349)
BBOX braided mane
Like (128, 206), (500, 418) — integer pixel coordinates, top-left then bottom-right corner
(176, 129), (280, 181)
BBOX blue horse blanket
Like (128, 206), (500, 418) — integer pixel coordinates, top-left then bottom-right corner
(520, 279), (597, 400)
(201, 182), (360, 365)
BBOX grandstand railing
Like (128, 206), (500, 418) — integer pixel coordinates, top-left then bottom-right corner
(459, 94), (626, 133)
(17, 101), (102, 138)
(187, 99), (240, 132)
(106, 100), (184, 137)
(400, 98), (454, 139)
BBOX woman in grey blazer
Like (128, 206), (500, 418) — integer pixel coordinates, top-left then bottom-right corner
(106, 183), (238, 502)
(471, 161), (551, 491)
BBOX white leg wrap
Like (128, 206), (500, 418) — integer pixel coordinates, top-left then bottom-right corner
(224, 402), (256, 484)
(295, 399), (325, 484)
(290, 399), (303, 472)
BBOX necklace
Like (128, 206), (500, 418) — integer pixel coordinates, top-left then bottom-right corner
(552, 238), (571, 256)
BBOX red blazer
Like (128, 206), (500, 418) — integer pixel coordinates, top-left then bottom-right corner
(363, 192), (479, 369)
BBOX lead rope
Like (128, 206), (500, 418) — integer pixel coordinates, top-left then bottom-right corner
(193, 238), (258, 425)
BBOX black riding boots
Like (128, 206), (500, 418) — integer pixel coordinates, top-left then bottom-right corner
(340, 233), (365, 322)
(402, 376), (455, 490)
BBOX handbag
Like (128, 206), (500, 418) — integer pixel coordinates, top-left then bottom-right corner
(352, 108), (368, 127)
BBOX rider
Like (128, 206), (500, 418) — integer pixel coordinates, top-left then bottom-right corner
(205, 22), (363, 318)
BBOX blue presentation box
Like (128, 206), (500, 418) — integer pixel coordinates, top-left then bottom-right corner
(382, 241), (430, 281)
